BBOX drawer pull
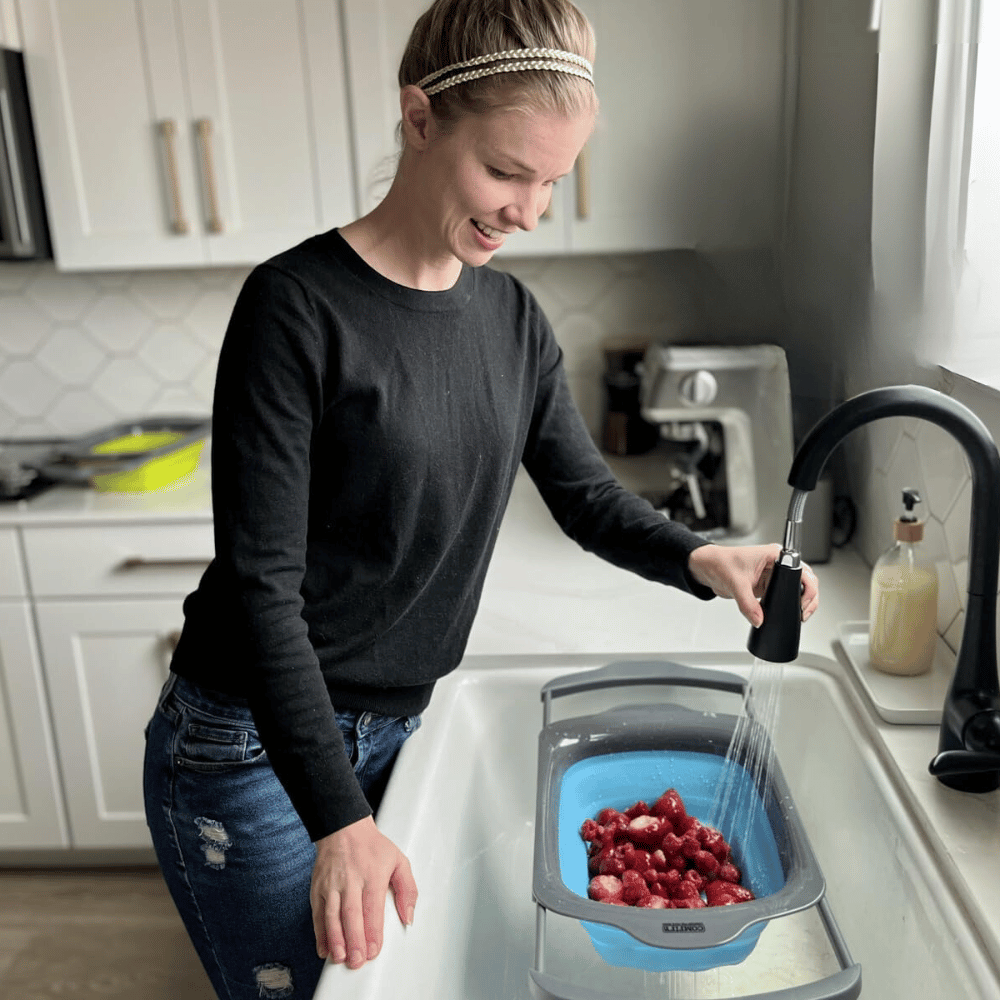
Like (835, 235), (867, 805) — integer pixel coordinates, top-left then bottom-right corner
(157, 119), (189, 235)
(118, 556), (211, 571)
(195, 118), (224, 234)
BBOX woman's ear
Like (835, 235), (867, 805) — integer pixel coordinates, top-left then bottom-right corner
(400, 85), (434, 150)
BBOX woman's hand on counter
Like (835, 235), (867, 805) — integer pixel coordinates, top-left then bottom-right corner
(687, 543), (819, 627)
(310, 815), (417, 970)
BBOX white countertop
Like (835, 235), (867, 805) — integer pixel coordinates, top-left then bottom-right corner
(0, 461), (213, 526)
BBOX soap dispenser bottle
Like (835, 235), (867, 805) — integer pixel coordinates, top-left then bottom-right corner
(869, 488), (939, 676)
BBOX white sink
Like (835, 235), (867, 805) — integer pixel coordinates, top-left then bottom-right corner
(314, 653), (1000, 999)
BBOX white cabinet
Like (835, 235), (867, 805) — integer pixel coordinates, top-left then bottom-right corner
(0, 526), (68, 848)
(18, 0), (355, 269)
(33, 599), (182, 849)
(342, 0), (785, 254)
(19, 520), (212, 850)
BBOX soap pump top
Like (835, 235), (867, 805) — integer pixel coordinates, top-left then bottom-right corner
(894, 487), (924, 542)
(869, 487), (938, 676)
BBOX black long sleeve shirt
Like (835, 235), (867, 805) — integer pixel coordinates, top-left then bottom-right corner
(171, 229), (714, 840)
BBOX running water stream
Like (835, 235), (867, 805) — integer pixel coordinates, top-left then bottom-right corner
(707, 657), (785, 856)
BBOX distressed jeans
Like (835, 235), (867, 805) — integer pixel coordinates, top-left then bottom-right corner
(143, 672), (420, 1000)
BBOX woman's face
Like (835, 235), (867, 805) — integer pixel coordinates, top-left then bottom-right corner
(417, 102), (595, 265)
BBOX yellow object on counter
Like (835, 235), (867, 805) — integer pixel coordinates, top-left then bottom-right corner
(89, 431), (205, 492)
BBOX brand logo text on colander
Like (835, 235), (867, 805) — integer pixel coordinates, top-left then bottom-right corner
(662, 922), (706, 933)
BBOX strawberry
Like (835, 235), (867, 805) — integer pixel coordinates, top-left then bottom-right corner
(726, 884), (755, 903)
(682, 869), (706, 891)
(680, 834), (701, 860)
(672, 881), (700, 902)
(588, 875), (623, 902)
(701, 829), (730, 861)
(650, 849), (668, 872)
(597, 808), (623, 826)
(598, 853), (626, 877)
(659, 868), (682, 890)
(704, 880), (735, 906)
(660, 831), (684, 855)
(693, 850), (720, 877)
(637, 895), (669, 909)
(627, 849), (652, 873)
(580, 818), (603, 844)
(624, 800), (650, 820)
(718, 863), (741, 884)
(651, 789), (687, 823)
(673, 896), (708, 909)
(674, 814), (699, 835)
(627, 815), (663, 848)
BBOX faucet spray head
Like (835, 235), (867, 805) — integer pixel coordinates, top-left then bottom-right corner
(747, 490), (809, 663)
(747, 551), (802, 663)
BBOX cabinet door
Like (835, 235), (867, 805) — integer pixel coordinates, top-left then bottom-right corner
(18, 0), (206, 268)
(34, 599), (181, 849)
(340, 0), (571, 256)
(0, 601), (69, 848)
(19, 0), (355, 270)
(0, 601), (68, 848)
(570, 0), (784, 252)
(177, 0), (355, 264)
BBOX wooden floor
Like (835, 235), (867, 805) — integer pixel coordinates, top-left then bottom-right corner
(0, 867), (215, 999)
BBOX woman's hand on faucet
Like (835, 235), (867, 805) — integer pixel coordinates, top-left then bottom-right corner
(687, 544), (819, 627)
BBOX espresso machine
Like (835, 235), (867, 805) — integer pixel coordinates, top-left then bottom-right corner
(636, 343), (794, 546)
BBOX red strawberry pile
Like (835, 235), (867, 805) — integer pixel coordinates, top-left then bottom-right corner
(582, 788), (755, 911)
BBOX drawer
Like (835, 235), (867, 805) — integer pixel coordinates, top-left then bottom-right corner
(22, 524), (214, 598)
(0, 529), (26, 598)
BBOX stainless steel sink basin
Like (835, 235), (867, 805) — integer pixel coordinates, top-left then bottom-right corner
(314, 653), (1000, 999)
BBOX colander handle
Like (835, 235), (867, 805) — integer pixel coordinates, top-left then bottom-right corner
(529, 897), (862, 1000)
(540, 659), (746, 726)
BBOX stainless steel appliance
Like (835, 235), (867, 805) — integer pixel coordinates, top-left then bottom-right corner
(0, 47), (51, 260)
(637, 343), (794, 546)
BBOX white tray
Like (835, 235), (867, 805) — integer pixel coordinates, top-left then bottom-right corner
(836, 621), (956, 724)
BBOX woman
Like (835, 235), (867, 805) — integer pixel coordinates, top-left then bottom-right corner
(143, 2), (818, 997)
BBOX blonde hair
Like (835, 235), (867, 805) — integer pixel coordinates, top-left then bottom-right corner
(399, 0), (597, 130)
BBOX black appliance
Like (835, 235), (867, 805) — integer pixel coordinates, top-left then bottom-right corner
(0, 47), (51, 260)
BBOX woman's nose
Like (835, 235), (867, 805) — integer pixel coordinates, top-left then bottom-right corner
(504, 186), (548, 232)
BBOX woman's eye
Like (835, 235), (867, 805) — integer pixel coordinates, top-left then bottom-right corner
(487, 166), (513, 180)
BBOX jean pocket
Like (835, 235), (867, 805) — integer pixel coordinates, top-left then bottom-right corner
(175, 722), (266, 771)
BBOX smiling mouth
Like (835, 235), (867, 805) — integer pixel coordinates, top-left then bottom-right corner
(472, 219), (505, 241)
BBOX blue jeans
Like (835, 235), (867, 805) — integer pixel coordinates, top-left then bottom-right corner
(143, 673), (420, 1000)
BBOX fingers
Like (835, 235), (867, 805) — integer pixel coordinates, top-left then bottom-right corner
(800, 563), (819, 622)
(390, 853), (418, 927)
(312, 819), (416, 972)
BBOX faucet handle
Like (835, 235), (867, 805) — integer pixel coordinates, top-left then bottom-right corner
(928, 750), (1000, 777)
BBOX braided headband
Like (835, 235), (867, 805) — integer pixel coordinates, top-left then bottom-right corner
(415, 47), (594, 97)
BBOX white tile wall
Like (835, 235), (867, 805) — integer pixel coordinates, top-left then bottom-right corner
(0, 248), (785, 439)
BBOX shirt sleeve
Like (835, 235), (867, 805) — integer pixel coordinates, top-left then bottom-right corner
(210, 263), (373, 841)
(519, 303), (716, 600)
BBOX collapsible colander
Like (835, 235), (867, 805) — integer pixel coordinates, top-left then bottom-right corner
(530, 660), (862, 1000)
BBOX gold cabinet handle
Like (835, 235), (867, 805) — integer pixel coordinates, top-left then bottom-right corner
(158, 119), (189, 235)
(195, 118), (224, 234)
(575, 143), (590, 220)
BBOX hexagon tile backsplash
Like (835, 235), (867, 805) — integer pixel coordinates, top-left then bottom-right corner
(0, 253), (983, 651)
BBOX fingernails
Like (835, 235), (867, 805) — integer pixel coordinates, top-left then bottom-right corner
(405, 906), (415, 926)
(332, 946), (346, 964)
(349, 949), (365, 968)
(367, 941), (379, 960)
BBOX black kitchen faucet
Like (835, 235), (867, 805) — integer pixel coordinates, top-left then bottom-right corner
(748, 384), (1000, 793)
